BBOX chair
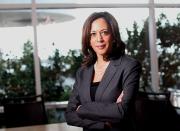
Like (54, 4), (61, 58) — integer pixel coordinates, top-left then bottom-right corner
(135, 91), (180, 131)
(3, 95), (48, 128)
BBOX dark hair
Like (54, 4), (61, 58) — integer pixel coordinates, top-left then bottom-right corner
(81, 11), (125, 67)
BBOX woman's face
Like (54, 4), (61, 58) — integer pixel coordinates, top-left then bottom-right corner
(90, 18), (113, 57)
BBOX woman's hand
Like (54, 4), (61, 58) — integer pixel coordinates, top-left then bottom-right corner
(76, 105), (82, 111)
(104, 121), (112, 129)
(116, 91), (124, 103)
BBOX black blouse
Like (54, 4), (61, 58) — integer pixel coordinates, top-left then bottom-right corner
(90, 82), (100, 101)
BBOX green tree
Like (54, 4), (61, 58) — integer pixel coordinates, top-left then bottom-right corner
(0, 50), (6, 100)
(126, 13), (180, 91)
(126, 21), (151, 91)
(64, 49), (83, 78)
(41, 49), (65, 101)
(41, 49), (83, 101)
(3, 40), (35, 97)
(157, 13), (180, 90)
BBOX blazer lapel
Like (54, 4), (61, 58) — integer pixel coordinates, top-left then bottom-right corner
(95, 61), (117, 101)
(95, 56), (123, 101)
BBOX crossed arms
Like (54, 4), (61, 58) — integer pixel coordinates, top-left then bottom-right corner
(65, 61), (141, 129)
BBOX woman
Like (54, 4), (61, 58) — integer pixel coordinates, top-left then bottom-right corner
(65, 11), (141, 131)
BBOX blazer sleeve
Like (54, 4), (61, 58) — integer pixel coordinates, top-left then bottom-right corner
(65, 69), (105, 129)
(77, 61), (142, 123)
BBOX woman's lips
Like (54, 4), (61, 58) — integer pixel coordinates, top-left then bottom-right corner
(96, 44), (106, 49)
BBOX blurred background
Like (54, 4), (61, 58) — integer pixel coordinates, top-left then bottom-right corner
(0, 0), (179, 129)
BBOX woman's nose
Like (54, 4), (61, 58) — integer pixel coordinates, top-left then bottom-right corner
(96, 33), (103, 42)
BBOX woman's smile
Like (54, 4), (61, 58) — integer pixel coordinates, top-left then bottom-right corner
(95, 44), (106, 49)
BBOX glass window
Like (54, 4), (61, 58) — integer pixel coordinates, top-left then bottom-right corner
(155, 8), (180, 90)
(0, 0), (31, 4)
(76, 0), (149, 4)
(36, 0), (75, 4)
(36, 8), (149, 123)
(36, 0), (149, 4)
(155, 0), (180, 4)
(36, 8), (149, 102)
(0, 10), (35, 99)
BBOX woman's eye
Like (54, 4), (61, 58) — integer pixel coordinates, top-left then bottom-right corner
(101, 30), (109, 35)
(90, 32), (96, 37)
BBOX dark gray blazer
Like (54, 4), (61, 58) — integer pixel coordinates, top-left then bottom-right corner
(65, 55), (141, 131)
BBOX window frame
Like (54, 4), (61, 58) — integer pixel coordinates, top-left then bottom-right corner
(0, 0), (180, 96)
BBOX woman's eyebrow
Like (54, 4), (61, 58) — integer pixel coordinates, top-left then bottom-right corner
(91, 29), (109, 32)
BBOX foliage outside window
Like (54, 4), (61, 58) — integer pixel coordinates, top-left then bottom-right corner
(0, 13), (179, 104)
(157, 13), (180, 90)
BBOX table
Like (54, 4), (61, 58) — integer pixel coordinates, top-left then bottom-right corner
(0, 123), (82, 131)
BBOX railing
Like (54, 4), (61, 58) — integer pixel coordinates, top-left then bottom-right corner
(0, 101), (68, 113)
(45, 101), (68, 109)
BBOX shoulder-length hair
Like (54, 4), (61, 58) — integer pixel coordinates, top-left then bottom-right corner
(81, 11), (125, 67)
